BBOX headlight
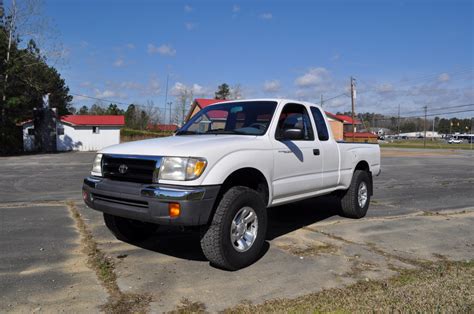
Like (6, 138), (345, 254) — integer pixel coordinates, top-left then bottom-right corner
(91, 154), (103, 176)
(159, 157), (207, 181)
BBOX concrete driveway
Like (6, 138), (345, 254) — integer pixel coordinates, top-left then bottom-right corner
(0, 148), (473, 312)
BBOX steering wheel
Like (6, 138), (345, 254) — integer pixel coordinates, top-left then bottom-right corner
(248, 123), (267, 131)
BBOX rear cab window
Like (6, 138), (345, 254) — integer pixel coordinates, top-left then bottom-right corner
(310, 107), (330, 141)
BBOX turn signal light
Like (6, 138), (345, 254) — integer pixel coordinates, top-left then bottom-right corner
(169, 203), (181, 217)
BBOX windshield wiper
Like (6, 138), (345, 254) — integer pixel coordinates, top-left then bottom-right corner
(175, 130), (197, 135)
(205, 130), (242, 135)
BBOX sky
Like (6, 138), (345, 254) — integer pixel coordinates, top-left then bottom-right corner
(40, 0), (473, 119)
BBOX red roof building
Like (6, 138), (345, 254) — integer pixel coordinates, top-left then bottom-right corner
(185, 98), (228, 122)
(60, 115), (125, 126)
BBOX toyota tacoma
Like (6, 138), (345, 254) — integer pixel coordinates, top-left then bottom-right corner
(83, 99), (381, 270)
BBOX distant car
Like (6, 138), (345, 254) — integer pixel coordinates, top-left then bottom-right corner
(448, 138), (463, 144)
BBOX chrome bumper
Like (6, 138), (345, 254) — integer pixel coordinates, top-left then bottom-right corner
(82, 176), (220, 226)
(141, 186), (206, 201)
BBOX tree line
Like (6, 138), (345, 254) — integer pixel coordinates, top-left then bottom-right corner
(340, 112), (473, 134)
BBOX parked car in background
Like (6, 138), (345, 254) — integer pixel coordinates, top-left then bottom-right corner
(448, 138), (463, 144)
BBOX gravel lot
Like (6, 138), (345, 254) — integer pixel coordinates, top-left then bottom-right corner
(1, 148), (473, 312)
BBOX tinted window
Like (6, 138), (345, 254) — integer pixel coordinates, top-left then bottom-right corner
(310, 107), (329, 141)
(276, 103), (314, 141)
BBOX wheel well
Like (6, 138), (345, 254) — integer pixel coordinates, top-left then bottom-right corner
(220, 168), (269, 205)
(355, 160), (370, 172)
(354, 161), (373, 196)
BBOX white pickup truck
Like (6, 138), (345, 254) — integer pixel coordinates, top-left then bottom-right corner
(83, 99), (381, 270)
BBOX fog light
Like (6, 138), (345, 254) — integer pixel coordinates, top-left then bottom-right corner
(168, 203), (181, 217)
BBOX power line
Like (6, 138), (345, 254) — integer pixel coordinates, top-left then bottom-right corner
(367, 108), (474, 122)
(384, 104), (474, 116)
(70, 92), (170, 111)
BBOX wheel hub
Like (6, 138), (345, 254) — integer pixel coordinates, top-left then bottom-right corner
(358, 181), (368, 208)
(230, 206), (258, 252)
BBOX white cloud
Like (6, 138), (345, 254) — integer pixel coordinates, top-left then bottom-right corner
(259, 12), (273, 20)
(263, 80), (281, 93)
(171, 82), (209, 97)
(232, 5), (240, 13)
(147, 43), (176, 56)
(295, 67), (329, 87)
(126, 43), (135, 49)
(113, 58), (125, 67)
(95, 89), (116, 98)
(376, 83), (394, 93)
(80, 81), (92, 88)
(79, 40), (89, 48)
(184, 4), (193, 12)
(438, 73), (450, 82)
(331, 53), (340, 61)
(185, 22), (196, 30)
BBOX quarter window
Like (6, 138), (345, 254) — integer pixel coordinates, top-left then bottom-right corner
(310, 107), (330, 141)
(92, 126), (100, 134)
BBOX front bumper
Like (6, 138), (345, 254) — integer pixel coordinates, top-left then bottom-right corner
(82, 176), (220, 226)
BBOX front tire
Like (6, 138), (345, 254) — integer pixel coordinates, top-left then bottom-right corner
(103, 213), (158, 242)
(339, 170), (372, 218)
(200, 186), (268, 270)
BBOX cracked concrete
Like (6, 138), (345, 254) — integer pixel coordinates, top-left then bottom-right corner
(1, 148), (473, 312)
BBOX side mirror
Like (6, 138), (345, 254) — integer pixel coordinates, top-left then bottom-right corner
(282, 128), (303, 140)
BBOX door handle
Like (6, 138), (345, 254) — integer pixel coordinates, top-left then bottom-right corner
(313, 149), (320, 156)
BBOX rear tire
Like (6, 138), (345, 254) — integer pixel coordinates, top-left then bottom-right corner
(200, 186), (268, 270)
(103, 213), (158, 242)
(339, 170), (371, 219)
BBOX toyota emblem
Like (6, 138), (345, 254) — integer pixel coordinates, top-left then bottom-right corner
(118, 164), (128, 174)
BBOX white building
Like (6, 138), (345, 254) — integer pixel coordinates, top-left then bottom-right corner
(21, 115), (125, 152)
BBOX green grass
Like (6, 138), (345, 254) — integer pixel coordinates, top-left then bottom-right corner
(381, 140), (473, 150)
(223, 260), (474, 313)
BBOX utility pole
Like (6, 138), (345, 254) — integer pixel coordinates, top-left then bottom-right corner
(397, 104), (401, 137)
(471, 118), (473, 150)
(164, 74), (169, 124)
(167, 101), (173, 125)
(320, 94), (324, 108)
(432, 118), (435, 141)
(350, 77), (356, 142)
(423, 105), (427, 148)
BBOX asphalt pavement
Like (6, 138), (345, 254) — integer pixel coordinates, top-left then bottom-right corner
(0, 148), (473, 312)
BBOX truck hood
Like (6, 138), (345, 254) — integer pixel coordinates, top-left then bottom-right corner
(101, 135), (263, 157)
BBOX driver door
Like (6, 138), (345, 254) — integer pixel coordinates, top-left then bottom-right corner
(271, 102), (323, 203)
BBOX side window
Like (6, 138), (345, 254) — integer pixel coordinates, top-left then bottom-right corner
(310, 107), (330, 141)
(27, 128), (35, 136)
(275, 103), (314, 141)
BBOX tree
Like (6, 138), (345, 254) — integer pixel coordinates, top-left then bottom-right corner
(0, 0), (71, 154)
(89, 103), (105, 115)
(105, 103), (124, 115)
(173, 87), (192, 126)
(124, 104), (149, 130)
(229, 84), (243, 100)
(214, 83), (230, 100)
(78, 105), (89, 115)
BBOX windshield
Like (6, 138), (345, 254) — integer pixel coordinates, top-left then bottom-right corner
(176, 101), (278, 136)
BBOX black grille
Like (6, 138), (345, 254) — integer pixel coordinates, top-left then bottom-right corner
(102, 155), (157, 183)
(92, 193), (149, 208)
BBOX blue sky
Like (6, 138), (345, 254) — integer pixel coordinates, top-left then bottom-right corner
(44, 0), (473, 117)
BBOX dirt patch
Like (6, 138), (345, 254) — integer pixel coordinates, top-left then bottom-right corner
(67, 202), (152, 313)
(278, 242), (338, 257)
(168, 298), (207, 314)
(223, 260), (474, 313)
